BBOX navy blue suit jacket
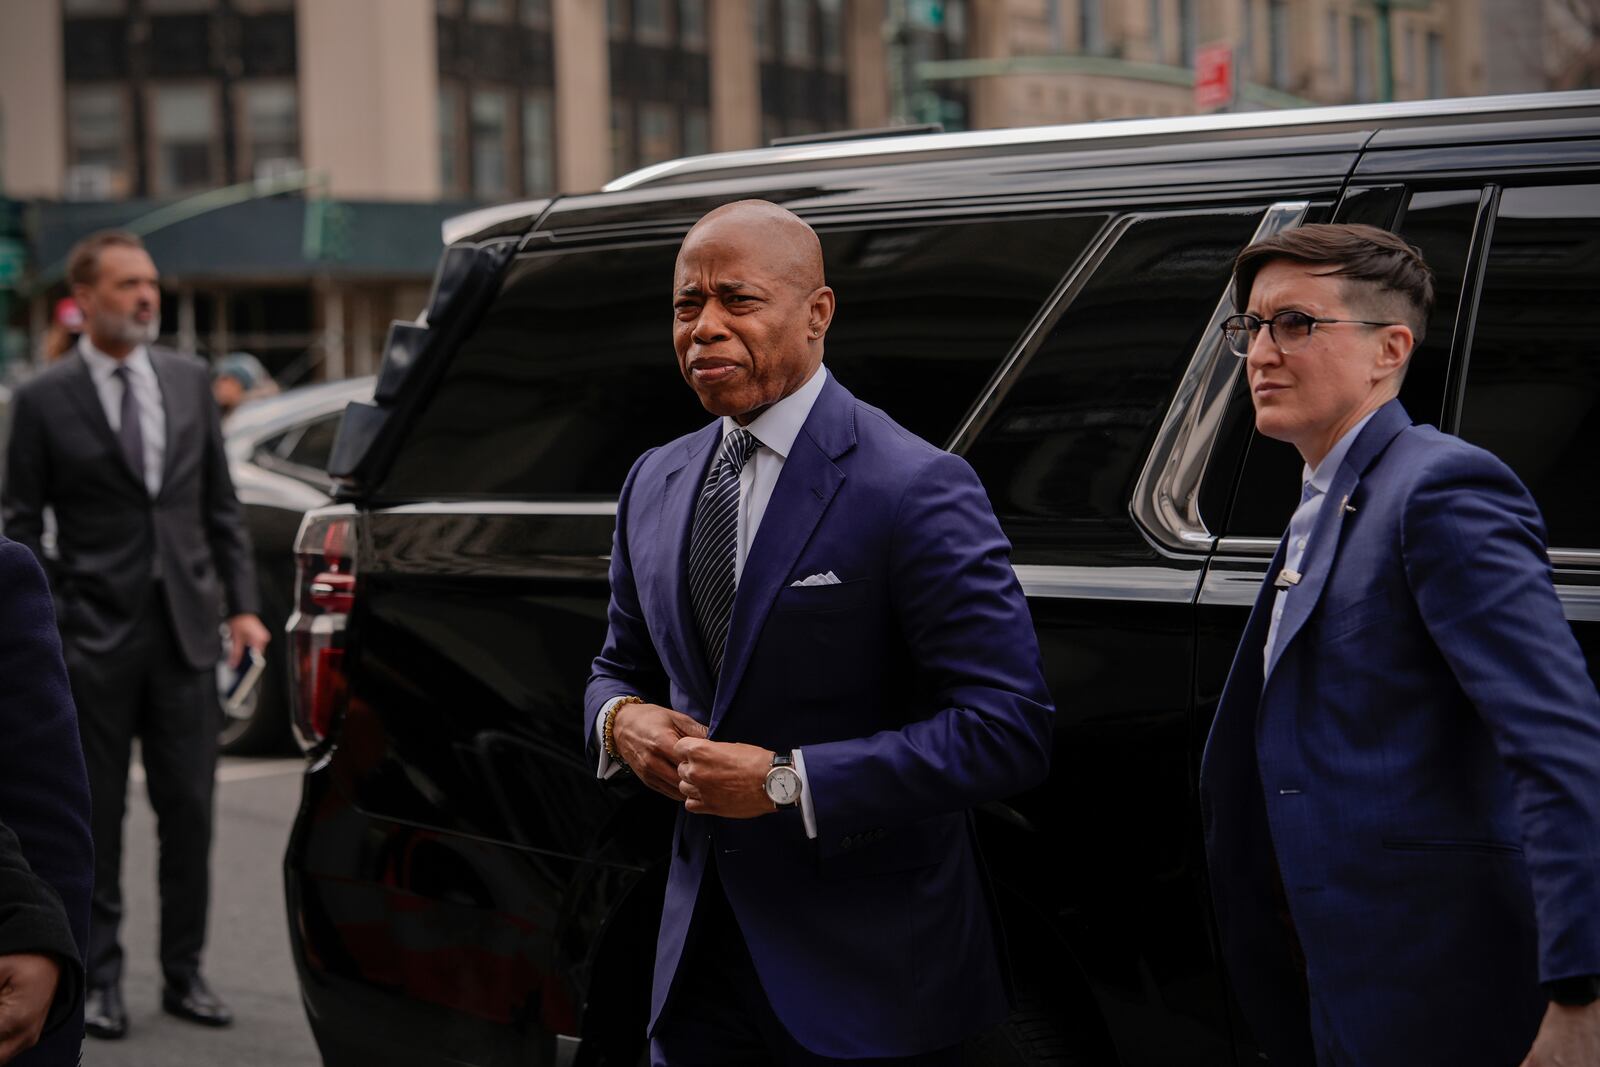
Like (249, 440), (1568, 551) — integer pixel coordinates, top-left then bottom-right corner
(0, 537), (93, 1065)
(1200, 400), (1600, 1066)
(585, 373), (1054, 1058)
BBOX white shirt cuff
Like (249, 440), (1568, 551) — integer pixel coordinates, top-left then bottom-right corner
(595, 696), (630, 780)
(792, 747), (818, 839)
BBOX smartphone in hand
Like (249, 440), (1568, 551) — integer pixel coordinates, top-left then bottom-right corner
(223, 646), (267, 713)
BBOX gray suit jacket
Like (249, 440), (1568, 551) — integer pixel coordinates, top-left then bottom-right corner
(1, 347), (258, 669)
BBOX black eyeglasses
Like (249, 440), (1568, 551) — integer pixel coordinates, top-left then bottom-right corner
(1220, 311), (1402, 357)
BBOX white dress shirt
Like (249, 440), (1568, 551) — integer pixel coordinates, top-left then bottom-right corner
(597, 365), (830, 838)
(80, 338), (166, 498)
(1263, 410), (1377, 677)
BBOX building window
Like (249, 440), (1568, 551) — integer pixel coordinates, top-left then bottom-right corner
(781, 0), (813, 63)
(238, 81), (299, 181)
(63, 0), (125, 12)
(1179, 0), (1197, 66)
(467, 0), (511, 18)
(634, 0), (668, 39)
(756, 0), (777, 60)
(470, 89), (511, 200)
(608, 0), (627, 36)
(638, 101), (677, 165)
(520, 0), (550, 27)
(143, 0), (215, 11)
(1080, 0), (1105, 55)
(680, 0), (707, 47)
(439, 84), (462, 195)
(611, 99), (634, 175)
(946, 0), (967, 46)
(65, 86), (130, 200)
(820, 0), (843, 64)
(1268, 0), (1290, 88)
(150, 84), (220, 195)
(1426, 31), (1444, 96)
(1149, 0), (1166, 63)
(522, 91), (554, 194)
(1240, 0), (1254, 74)
(1351, 15), (1373, 101)
(684, 106), (710, 155)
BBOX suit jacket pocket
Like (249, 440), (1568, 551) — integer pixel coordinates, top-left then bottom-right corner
(1320, 588), (1395, 641)
(774, 578), (870, 615)
(1382, 837), (1523, 856)
(820, 817), (949, 879)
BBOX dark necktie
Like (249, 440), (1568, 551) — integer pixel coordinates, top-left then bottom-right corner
(687, 428), (758, 677)
(113, 364), (145, 490)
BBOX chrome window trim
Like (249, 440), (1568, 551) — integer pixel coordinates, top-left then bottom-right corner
(604, 91), (1600, 193)
(372, 501), (619, 517)
(1129, 201), (1312, 556)
(1218, 537), (1600, 570)
(1013, 564), (1199, 604)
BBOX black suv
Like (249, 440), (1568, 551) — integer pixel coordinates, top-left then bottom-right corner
(283, 91), (1600, 1067)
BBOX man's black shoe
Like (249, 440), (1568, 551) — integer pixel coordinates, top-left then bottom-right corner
(84, 985), (128, 1040)
(161, 973), (233, 1028)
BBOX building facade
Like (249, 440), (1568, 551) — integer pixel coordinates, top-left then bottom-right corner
(0, 0), (1548, 380)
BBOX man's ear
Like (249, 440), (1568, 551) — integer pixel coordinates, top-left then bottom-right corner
(807, 286), (836, 339)
(1374, 323), (1414, 384)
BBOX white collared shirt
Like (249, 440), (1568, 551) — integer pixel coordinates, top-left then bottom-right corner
(80, 337), (166, 497)
(1263, 410), (1377, 676)
(597, 366), (830, 838)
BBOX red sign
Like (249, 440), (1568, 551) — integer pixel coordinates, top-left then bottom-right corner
(1194, 42), (1235, 111)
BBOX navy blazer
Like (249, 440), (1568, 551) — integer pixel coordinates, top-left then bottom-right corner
(586, 373), (1054, 1059)
(0, 537), (93, 1066)
(1200, 400), (1600, 1066)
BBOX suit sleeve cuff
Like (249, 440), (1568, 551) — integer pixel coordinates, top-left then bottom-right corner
(792, 748), (818, 839)
(594, 696), (629, 780)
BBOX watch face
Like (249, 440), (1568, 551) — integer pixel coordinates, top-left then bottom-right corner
(767, 767), (801, 805)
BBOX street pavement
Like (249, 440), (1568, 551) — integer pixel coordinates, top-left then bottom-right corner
(82, 755), (321, 1067)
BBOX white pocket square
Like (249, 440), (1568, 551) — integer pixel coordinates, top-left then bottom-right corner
(790, 571), (841, 587)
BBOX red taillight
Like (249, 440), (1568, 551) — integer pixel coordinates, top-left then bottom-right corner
(288, 509), (357, 753)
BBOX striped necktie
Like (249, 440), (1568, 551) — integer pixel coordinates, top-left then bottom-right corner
(113, 364), (146, 490)
(687, 428), (758, 677)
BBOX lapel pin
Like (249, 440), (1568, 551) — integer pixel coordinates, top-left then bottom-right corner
(1342, 494), (1357, 514)
(1274, 568), (1302, 589)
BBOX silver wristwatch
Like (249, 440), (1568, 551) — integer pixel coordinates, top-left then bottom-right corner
(764, 752), (801, 809)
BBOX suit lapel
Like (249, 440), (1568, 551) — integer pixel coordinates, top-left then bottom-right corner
(655, 423), (720, 713)
(62, 353), (144, 491)
(710, 377), (854, 732)
(149, 348), (184, 500)
(1267, 399), (1411, 676)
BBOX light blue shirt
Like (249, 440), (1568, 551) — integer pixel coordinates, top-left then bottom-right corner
(1263, 410), (1377, 677)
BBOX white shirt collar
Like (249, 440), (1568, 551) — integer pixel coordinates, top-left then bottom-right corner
(80, 336), (152, 383)
(1303, 409), (1379, 495)
(720, 363), (829, 460)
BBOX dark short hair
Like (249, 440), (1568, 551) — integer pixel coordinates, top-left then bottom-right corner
(1233, 223), (1435, 345)
(66, 230), (147, 290)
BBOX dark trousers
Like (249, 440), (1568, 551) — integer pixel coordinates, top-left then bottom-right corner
(65, 588), (218, 989)
(651, 862), (963, 1067)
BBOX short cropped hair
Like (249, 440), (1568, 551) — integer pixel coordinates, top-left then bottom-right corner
(66, 230), (147, 290)
(1233, 223), (1436, 347)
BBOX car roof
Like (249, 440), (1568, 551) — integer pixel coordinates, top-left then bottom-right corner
(224, 375), (375, 454)
(441, 90), (1600, 245)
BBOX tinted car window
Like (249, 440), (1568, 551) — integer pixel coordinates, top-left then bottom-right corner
(285, 414), (342, 474)
(964, 207), (1266, 559)
(1226, 188), (1480, 538)
(1457, 182), (1600, 550)
(379, 216), (1100, 498)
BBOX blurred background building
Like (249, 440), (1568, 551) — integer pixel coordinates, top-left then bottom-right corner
(0, 0), (1580, 383)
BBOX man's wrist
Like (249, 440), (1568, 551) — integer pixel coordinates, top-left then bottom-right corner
(1546, 975), (1600, 1007)
(602, 696), (642, 761)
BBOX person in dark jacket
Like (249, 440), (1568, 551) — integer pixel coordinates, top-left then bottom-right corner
(0, 536), (92, 1067)
(0, 231), (269, 1040)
